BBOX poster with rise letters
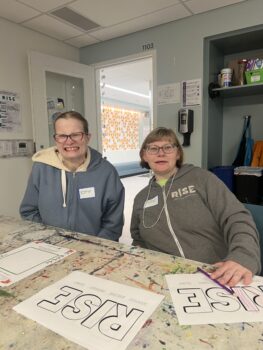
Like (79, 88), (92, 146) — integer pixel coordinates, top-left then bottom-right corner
(0, 90), (21, 132)
(166, 273), (263, 325)
(14, 271), (164, 350)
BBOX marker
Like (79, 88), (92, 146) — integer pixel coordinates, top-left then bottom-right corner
(197, 267), (235, 295)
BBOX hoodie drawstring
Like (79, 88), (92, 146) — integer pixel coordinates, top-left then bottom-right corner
(61, 169), (67, 208)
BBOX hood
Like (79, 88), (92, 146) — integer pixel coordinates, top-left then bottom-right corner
(32, 146), (91, 172)
(175, 164), (195, 179)
(149, 164), (195, 185)
(32, 146), (100, 208)
(32, 146), (67, 170)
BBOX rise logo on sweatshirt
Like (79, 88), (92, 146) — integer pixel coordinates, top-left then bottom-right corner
(171, 185), (196, 199)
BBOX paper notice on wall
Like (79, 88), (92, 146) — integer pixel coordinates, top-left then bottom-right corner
(181, 79), (201, 107)
(0, 91), (21, 132)
(158, 83), (180, 105)
(14, 271), (164, 350)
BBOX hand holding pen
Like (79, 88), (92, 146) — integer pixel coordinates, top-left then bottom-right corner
(197, 267), (234, 295)
(209, 260), (253, 287)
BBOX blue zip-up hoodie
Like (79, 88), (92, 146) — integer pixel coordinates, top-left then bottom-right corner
(20, 146), (125, 241)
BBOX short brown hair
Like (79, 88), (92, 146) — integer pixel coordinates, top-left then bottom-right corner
(140, 127), (184, 169)
(54, 111), (89, 134)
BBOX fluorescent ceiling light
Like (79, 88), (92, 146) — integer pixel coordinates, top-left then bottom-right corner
(104, 84), (150, 99)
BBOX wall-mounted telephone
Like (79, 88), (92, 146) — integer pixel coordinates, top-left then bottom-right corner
(178, 109), (194, 146)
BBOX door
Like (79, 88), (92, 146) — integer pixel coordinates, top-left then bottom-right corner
(28, 51), (96, 151)
(95, 53), (156, 176)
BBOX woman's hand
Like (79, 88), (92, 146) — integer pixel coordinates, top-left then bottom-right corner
(210, 260), (253, 287)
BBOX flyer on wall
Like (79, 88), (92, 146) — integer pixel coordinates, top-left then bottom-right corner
(181, 79), (202, 107)
(0, 90), (21, 132)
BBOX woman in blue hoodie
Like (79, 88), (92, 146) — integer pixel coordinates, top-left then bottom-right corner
(20, 111), (125, 241)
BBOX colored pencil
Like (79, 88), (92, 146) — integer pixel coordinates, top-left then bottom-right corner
(197, 266), (234, 295)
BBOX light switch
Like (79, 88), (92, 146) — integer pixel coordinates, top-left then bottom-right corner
(0, 139), (34, 158)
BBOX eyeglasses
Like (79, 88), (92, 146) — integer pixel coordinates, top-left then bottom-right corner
(146, 144), (177, 155)
(53, 132), (87, 143)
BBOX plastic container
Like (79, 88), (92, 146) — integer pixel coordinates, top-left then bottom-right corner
(237, 59), (247, 85)
(245, 69), (263, 84)
(234, 167), (263, 204)
(220, 68), (232, 87)
(210, 166), (235, 192)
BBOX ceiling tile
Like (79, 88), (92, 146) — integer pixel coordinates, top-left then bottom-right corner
(70, 0), (181, 26)
(23, 14), (84, 40)
(0, 0), (40, 23)
(64, 34), (100, 48)
(90, 3), (190, 42)
(50, 7), (100, 31)
(17, 0), (74, 12)
(0, 0), (249, 48)
(184, 0), (245, 14)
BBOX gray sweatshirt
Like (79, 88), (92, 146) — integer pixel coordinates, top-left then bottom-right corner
(131, 164), (261, 274)
(20, 146), (124, 241)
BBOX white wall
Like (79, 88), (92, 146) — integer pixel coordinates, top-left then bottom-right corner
(0, 18), (79, 218)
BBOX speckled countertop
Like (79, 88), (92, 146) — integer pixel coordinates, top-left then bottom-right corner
(0, 215), (263, 350)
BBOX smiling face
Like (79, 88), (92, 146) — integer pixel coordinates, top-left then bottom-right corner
(142, 138), (180, 180)
(54, 117), (90, 165)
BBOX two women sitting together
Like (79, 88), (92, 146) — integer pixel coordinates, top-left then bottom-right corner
(20, 111), (261, 287)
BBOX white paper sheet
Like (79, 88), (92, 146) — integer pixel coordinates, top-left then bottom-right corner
(0, 90), (21, 132)
(181, 79), (201, 107)
(157, 83), (180, 105)
(14, 271), (164, 350)
(0, 242), (75, 287)
(166, 273), (263, 325)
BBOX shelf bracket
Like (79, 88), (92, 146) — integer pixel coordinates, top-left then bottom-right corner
(208, 82), (220, 99)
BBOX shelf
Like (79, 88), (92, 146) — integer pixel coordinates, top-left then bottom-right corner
(211, 83), (263, 98)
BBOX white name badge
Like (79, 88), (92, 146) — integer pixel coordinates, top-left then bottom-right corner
(144, 195), (158, 208)
(79, 187), (95, 199)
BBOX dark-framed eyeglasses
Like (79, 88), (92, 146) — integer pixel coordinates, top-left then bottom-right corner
(53, 132), (87, 143)
(146, 144), (177, 155)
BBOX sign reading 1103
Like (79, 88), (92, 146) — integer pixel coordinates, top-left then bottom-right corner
(142, 43), (154, 51)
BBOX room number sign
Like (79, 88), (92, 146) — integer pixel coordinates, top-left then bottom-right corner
(142, 42), (154, 50)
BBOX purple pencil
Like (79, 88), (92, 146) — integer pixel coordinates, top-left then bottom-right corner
(197, 267), (234, 295)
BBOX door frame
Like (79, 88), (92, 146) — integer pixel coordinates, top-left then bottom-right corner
(92, 50), (157, 153)
(28, 51), (97, 151)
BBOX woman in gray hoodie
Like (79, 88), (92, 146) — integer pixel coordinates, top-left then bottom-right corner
(131, 127), (261, 286)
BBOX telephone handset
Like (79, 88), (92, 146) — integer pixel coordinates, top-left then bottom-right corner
(178, 109), (194, 146)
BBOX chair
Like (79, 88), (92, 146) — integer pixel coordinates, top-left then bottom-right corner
(244, 203), (263, 276)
